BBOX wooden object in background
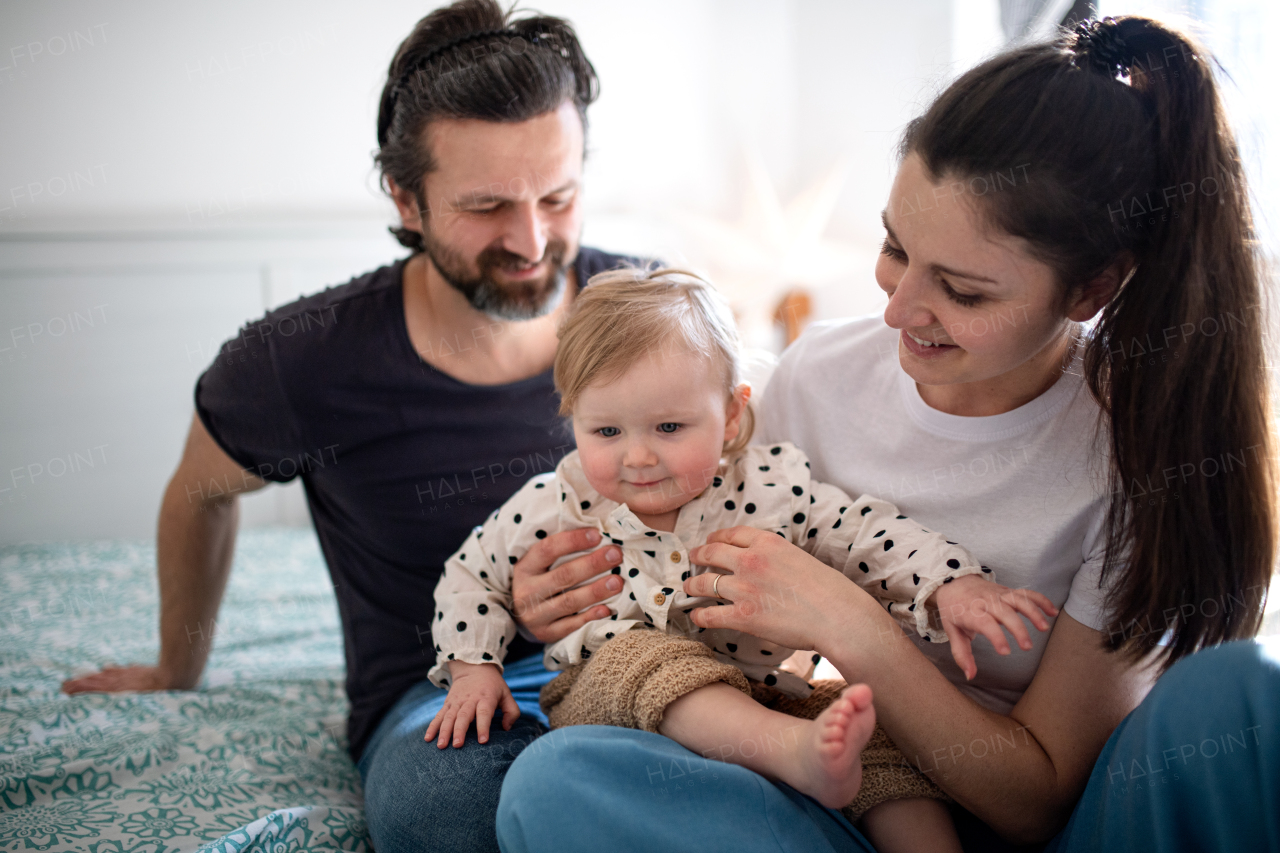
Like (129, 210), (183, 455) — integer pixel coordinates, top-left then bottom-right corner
(773, 288), (813, 346)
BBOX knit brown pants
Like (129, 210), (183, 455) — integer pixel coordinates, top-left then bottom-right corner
(539, 629), (951, 821)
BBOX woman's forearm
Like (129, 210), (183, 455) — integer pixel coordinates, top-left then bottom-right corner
(685, 529), (1130, 844)
(821, 604), (1076, 843)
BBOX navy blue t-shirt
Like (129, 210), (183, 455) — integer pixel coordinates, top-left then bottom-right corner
(195, 247), (635, 759)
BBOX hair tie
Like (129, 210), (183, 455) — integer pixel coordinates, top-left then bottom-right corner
(1072, 18), (1132, 77)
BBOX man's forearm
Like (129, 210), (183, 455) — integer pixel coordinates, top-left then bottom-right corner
(154, 475), (240, 688)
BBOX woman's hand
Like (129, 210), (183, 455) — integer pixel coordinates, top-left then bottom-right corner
(932, 576), (1059, 681)
(424, 662), (520, 748)
(510, 528), (624, 643)
(685, 526), (876, 655)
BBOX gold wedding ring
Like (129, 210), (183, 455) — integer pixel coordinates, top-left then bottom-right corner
(712, 573), (722, 598)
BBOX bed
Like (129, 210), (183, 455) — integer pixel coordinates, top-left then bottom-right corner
(5, 529), (1277, 853)
(0, 529), (370, 852)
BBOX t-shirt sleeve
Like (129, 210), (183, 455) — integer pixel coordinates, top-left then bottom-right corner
(1062, 508), (1118, 633)
(194, 319), (307, 482)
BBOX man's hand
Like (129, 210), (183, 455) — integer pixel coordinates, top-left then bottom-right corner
(62, 665), (175, 694)
(424, 662), (520, 748)
(510, 527), (623, 643)
(931, 576), (1058, 681)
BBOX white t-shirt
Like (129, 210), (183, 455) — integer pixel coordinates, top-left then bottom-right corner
(759, 315), (1115, 715)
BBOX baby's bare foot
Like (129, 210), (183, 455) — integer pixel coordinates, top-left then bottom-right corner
(790, 684), (876, 809)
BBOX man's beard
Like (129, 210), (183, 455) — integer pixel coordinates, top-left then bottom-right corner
(423, 229), (570, 321)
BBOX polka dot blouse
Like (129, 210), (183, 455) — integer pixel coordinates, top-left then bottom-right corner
(428, 442), (989, 697)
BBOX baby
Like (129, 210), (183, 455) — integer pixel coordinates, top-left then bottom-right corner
(426, 268), (1057, 853)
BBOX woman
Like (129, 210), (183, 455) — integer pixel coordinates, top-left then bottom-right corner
(498, 16), (1279, 852)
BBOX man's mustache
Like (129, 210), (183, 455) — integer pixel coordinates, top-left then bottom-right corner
(478, 243), (566, 272)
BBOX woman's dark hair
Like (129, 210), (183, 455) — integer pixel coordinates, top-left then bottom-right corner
(901, 17), (1275, 670)
(375, 0), (599, 252)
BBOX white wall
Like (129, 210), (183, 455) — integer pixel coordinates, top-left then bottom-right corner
(0, 1), (981, 258)
(0, 225), (402, 540)
(0, 1), (811, 231)
(0, 0), (990, 542)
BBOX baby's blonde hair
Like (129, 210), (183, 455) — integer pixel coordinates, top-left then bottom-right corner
(555, 267), (754, 455)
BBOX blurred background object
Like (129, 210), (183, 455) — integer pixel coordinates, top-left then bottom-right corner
(1, 0), (1274, 541)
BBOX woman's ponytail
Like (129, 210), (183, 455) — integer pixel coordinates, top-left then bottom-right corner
(902, 17), (1276, 670)
(1079, 19), (1274, 665)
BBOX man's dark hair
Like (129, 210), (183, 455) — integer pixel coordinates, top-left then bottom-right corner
(375, 0), (599, 252)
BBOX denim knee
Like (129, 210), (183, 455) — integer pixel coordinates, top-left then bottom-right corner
(364, 717), (546, 853)
(1046, 639), (1280, 853)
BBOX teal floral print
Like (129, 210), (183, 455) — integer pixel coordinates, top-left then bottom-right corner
(119, 809), (199, 840)
(0, 532), (371, 851)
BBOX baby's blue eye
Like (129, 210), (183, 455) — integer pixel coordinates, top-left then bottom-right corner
(598, 427), (620, 438)
(658, 423), (680, 434)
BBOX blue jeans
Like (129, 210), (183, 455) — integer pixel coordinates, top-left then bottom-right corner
(1045, 637), (1280, 852)
(496, 639), (1280, 853)
(359, 654), (557, 853)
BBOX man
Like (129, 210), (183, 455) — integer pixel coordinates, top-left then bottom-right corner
(63, 2), (631, 849)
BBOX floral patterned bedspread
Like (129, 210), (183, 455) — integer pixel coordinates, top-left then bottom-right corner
(0, 530), (370, 852)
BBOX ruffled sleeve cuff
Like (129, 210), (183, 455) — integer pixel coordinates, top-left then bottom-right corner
(902, 564), (995, 643)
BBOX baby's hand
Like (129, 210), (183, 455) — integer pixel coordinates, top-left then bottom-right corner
(424, 662), (520, 748)
(930, 576), (1058, 681)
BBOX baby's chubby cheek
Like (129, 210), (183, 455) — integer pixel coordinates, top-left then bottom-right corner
(579, 458), (621, 501)
(671, 459), (719, 498)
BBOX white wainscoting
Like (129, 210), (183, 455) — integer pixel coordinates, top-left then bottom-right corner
(0, 220), (406, 542)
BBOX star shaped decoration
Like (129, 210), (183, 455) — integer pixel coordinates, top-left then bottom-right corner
(670, 145), (868, 349)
